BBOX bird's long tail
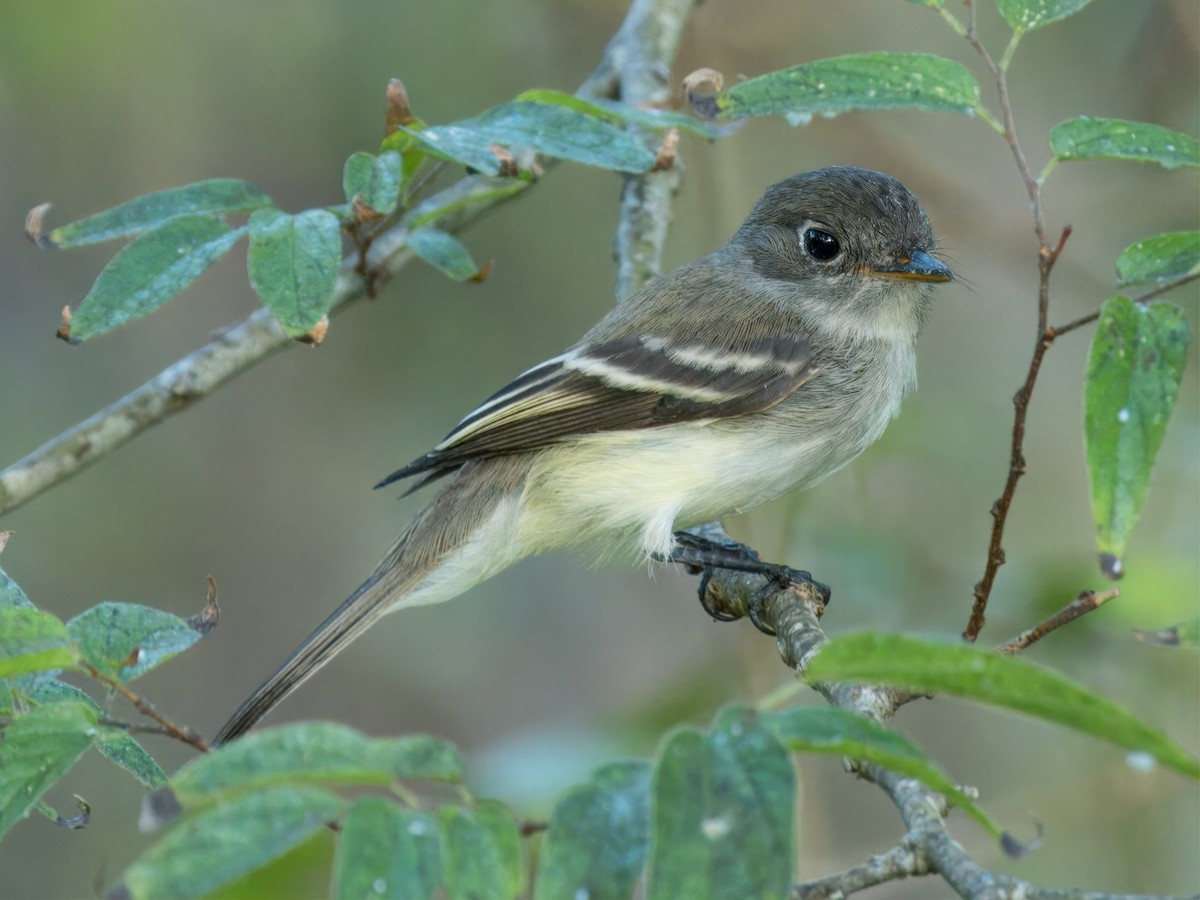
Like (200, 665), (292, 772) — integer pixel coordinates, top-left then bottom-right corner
(213, 457), (531, 746)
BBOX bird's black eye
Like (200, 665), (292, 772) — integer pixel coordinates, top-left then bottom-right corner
(803, 228), (840, 261)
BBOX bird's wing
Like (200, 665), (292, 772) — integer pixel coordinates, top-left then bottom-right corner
(377, 328), (816, 489)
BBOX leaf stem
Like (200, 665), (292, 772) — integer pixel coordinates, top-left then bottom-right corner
(1050, 271), (1200, 339)
(83, 661), (210, 753)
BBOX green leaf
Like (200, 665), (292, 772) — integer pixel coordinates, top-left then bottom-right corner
(646, 708), (794, 900)
(712, 53), (979, 123)
(69, 216), (245, 341)
(0, 608), (77, 679)
(1133, 617), (1200, 648)
(172, 724), (463, 806)
(332, 798), (440, 900)
(906, 0), (944, 7)
(807, 633), (1200, 779)
(67, 601), (206, 682)
(438, 801), (523, 900)
(0, 564), (33, 609)
(1050, 117), (1199, 169)
(342, 151), (404, 216)
(514, 89), (732, 138)
(118, 786), (344, 900)
(27, 678), (167, 788)
(246, 208), (343, 337)
(47, 179), (270, 248)
(1085, 298), (1190, 578)
(1116, 231), (1200, 287)
(400, 99), (657, 175)
(403, 179), (529, 231)
(407, 227), (485, 281)
(763, 706), (1000, 837)
(996, 0), (1094, 32)
(534, 761), (652, 900)
(0, 701), (97, 839)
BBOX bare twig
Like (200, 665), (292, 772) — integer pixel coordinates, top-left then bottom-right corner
(793, 836), (932, 899)
(83, 662), (210, 753)
(1050, 270), (1200, 339)
(2, 0), (699, 518)
(962, 2), (1072, 642)
(997, 589), (1120, 654)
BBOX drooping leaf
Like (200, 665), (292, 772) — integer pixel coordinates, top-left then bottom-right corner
(399, 99), (657, 175)
(69, 216), (245, 341)
(1116, 231), (1200, 287)
(438, 801), (524, 900)
(0, 564), (33, 609)
(246, 208), (343, 337)
(407, 227), (485, 281)
(1049, 117), (1199, 169)
(67, 601), (207, 682)
(0, 701), (97, 839)
(0, 608), (77, 679)
(47, 179), (270, 248)
(534, 761), (652, 900)
(172, 723), (463, 806)
(711, 53), (979, 124)
(117, 786), (344, 900)
(646, 708), (794, 900)
(27, 679), (167, 788)
(807, 633), (1200, 779)
(763, 706), (1000, 837)
(996, 0), (1094, 32)
(1084, 298), (1190, 578)
(333, 798), (441, 900)
(342, 151), (404, 216)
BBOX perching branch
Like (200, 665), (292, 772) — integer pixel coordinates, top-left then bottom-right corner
(0, 0), (698, 519)
(792, 836), (932, 899)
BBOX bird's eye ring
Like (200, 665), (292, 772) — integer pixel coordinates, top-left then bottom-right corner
(802, 228), (841, 261)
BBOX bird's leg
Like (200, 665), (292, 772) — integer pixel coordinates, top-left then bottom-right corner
(661, 530), (832, 635)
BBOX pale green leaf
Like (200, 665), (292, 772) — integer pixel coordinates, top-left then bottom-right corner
(807, 633), (1200, 779)
(172, 723), (463, 806)
(407, 227), (484, 281)
(247, 208), (343, 336)
(996, 0), (1094, 32)
(514, 89), (732, 138)
(534, 761), (651, 900)
(1116, 232), (1200, 287)
(342, 151), (403, 216)
(118, 786), (344, 899)
(0, 702), (97, 839)
(1085, 298), (1190, 578)
(70, 216), (245, 341)
(713, 53), (979, 123)
(47, 179), (270, 248)
(0, 608), (76, 679)
(67, 601), (206, 682)
(1050, 117), (1199, 169)
(646, 708), (794, 900)
(764, 706), (1001, 837)
(0, 564), (33, 610)
(438, 801), (524, 900)
(332, 798), (440, 900)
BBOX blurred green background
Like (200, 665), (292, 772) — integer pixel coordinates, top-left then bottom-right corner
(1, 1), (1197, 896)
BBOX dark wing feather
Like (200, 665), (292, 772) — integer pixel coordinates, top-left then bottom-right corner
(376, 330), (815, 490)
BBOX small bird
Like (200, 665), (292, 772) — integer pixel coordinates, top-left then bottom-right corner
(214, 166), (952, 745)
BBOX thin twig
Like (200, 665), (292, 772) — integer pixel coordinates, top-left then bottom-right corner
(793, 837), (932, 899)
(1051, 270), (1200, 339)
(997, 589), (1120, 654)
(962, 1), (1072, 642)
(83, 662), (210, 753)
(96, 716), (180, 739)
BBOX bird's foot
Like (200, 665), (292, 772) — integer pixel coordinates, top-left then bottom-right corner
(661, 531), (831, 635)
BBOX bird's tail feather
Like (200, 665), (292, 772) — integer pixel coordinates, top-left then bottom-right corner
(213, 457), (531, 746)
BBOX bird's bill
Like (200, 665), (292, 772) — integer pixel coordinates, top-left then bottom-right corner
(864, 249), (953, 283)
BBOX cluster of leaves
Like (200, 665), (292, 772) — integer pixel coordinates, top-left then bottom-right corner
(0, 553), (215, 834)
(5, 539), (1196, 896)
